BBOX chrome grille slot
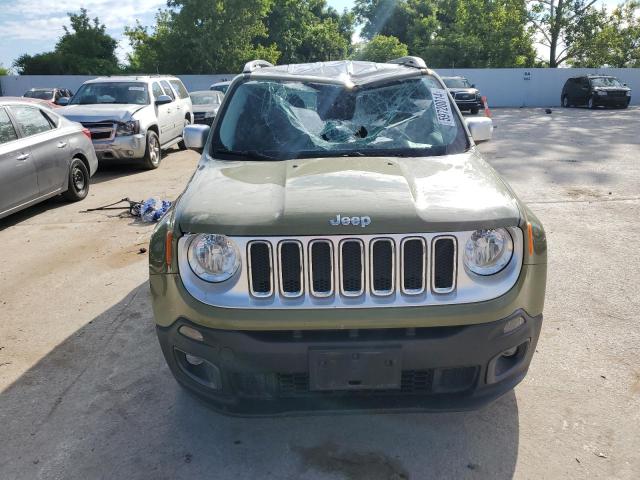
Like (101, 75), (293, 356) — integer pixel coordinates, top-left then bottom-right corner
(247, 241), (273, 297)
(340, 239), (364, 297)
(432, 236), (457, 293)
(278, 241), (303, 297)
(309, 240), (333, 297)
(370, 238), (394, 296)
(401, 237), (426, 294)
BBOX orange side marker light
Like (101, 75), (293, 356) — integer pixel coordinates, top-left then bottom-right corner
(527, 223), (534, 256)
(166, 231), (174, 266)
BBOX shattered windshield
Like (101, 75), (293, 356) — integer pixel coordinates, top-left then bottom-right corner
(590, 77), (623, 87)
(24, 90), (54, 100)
(212, 76), (468, 160)
(69, 82), (149, 105)
(442, 78), (471, 89)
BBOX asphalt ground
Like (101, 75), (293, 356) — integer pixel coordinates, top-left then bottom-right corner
(1, 107), (639, 479)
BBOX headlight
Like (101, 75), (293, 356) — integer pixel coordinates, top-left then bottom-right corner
(204, 110), (215, 118)
(626, 91), (631, 96)
(116, 120), (140, 136)
(187, 234), (240, 282)
(463, 228), (513, 275)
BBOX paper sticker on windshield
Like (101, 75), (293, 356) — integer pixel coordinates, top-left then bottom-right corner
(431, 88), (455, 127)
(129, 86), (145, 91)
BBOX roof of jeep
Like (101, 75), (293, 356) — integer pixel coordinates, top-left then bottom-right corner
(247, 59), (430, 86)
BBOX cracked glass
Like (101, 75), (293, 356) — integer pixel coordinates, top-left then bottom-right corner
(214, 76), (468, 160)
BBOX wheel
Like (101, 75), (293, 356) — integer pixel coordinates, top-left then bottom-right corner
(470, 107), (479, 115)
(62, 158), (89, 202)
(178, 117), (190, 150)
(587, 96), (595, 109)
(142, 131), (162, 169)
(561, 96), (569, 108)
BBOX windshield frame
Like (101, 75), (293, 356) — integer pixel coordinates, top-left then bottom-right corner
(209, 75), (470, 161)
(69, 81), (150, 106)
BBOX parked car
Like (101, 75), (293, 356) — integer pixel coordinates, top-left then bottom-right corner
(149, 57), (546, 415)
(0, 99), (97, 220)
(190, 91), (224, 125)
(58, 76), (193, 169)
(23, 88), (72, 106)
(441, 76), (483, 114)
(561, 75), (631, 109)
(209, 81), (231, 94)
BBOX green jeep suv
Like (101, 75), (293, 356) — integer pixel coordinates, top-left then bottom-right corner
(149, 57), (547, 415)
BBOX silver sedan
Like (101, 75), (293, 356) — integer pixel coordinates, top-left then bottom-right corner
(0, 99), (98, 220)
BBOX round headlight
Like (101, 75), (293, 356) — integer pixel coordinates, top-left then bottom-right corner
(187, 234), (240, 282)
(463, 228), (513, 276)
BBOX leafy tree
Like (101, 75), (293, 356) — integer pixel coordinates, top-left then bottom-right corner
(0, 64), (9, 75)
(14, 9), (120, 74)
(126, 0), (280, 74)
(353, 34), (409, 62)
(568, 1), (640, 67)
(262, 0), (354, 63)
(527, 0), (601, 67)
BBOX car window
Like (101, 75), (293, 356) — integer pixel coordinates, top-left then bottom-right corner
(0, 108), (19, 144)
(152, 82), (164, 99)
(442, 78), (470, 88)
(214, 76), (468, 160)
(10, 105), (53, 137)
(24, 90), (54, 100)
(160, 81), (175, 100)
(70, 82), (149, 105)
(590, 77), (623, 87)
(190, 92), (222, 105)
(169, 80), (189, 99)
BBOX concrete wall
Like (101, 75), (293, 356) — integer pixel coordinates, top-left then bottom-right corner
(1, 69), (638, 107)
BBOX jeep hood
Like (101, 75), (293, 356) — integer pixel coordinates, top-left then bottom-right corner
(176, 151), (521, 235)
(58, 104), (145, 123)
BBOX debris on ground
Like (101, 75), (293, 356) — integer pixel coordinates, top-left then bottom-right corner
(595, 452), (608, 458)
(80, 197), (172, 222)
(138, 248), (147, 254)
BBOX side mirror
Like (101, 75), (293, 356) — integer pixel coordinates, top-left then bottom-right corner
(623, 83), (628, 87)
(466, 117), (493, 143)
(471, 84), (476, 88)
(56, 97), (70, 106)
(183, 124), (210, 153)
(155, 95), (173, 105)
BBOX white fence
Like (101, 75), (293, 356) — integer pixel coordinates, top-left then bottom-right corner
(1, 68), (639, 107)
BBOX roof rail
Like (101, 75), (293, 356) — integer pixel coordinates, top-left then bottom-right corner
(243, 60), (275, 73)
(387, 56), (427, 69)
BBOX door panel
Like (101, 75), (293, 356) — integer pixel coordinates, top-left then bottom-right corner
(161, 80), (182, 140)
(0, 108), (39, 214)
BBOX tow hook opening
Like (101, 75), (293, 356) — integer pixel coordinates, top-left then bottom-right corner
(174, 348), (221, 390)
(486, 340), (530, 384)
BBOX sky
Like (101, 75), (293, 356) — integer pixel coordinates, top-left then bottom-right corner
(0, 0), (621, 72)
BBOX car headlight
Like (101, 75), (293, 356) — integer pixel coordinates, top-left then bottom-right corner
(187, 234), (240, 282)
(463, 228), (513, 275)
(116, 120), (140, 136)
(626, 91), (631, 96)
(204, 110), (215, 118)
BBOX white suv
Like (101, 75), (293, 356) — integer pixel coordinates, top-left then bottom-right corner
(59, 76), (193, 169)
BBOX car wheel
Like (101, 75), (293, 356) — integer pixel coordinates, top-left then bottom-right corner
(587, 97), (595, 109)
(178, 118), (190, 150)
(142, 131), (162, 170)
(561, 96), (569, 108)
(62, 158), (89, 202)
(470, 107), (479, 115)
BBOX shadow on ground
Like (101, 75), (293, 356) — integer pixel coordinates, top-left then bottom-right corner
(0, 284), (520, 480)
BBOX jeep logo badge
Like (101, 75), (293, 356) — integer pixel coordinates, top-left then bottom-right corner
(329, 214), (371, 228)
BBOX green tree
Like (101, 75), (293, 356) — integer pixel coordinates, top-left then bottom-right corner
(14, 9), (120, 74)
(568, 1), (640, 67)
(353, 34), (409, 62)
(126, 0), (280, 74)
(0, 64), (10, 75)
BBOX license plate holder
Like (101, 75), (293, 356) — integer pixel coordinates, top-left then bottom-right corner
(309, 348), (401, 391)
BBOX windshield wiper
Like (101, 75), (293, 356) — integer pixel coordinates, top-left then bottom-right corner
(214, 148), (278, 161)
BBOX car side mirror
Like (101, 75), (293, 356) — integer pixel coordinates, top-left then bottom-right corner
(466, 117), (493, 143)
(183, 124), (210, 153)
(155, 95), (173, 105)
(56, 97), (70, 106)
(471, 84), (476, 88)
(623, 83), (628, 87)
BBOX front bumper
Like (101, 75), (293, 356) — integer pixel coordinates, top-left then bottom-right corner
(455, 99), (483, 111)
(157, 310), (542, 415)
(93, 133), (146, 160)
(593, 94), (630, 107)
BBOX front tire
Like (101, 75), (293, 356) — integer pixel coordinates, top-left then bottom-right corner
(63, 158), (89, 202)
(178, 118), (190, 150)
(142, 131), (162, 170)
(587, 96), (595, 109)
(561, 95), (569, 108)
(470, 107), (479, 115)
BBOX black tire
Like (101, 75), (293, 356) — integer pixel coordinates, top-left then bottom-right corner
(178, 117), (190, 150)
(587, 96), (595, 109)
(470, 107), (479, 115)
(142, 130), (162, 170)
(561, 95), (569, 108)
(62, 158), (89, 202)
